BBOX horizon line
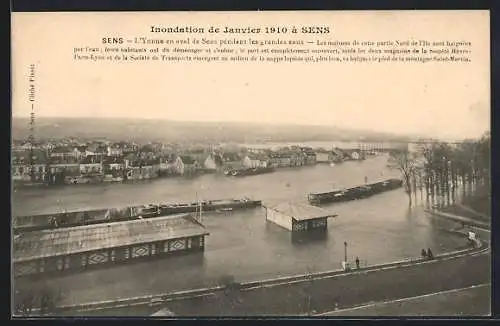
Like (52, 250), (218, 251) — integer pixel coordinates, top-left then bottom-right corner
(11, 115), (412, 134)
(12, 115), (484, 141)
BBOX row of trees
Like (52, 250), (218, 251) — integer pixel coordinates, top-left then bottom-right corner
(389, 132), (490, 208)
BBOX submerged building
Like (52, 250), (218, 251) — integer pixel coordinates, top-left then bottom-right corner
(263, 201), (337, 232)
(13, 214), (209, 277)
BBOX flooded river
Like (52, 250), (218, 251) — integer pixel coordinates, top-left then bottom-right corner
(12, 155), (468, 306)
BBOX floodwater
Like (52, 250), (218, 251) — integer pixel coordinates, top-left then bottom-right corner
(12, 155), (468, 306)
(236, 141), (402, 151)
(13, 154), (401, 214)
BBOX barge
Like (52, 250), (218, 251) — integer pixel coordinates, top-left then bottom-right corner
(307, 178), (403, 205)
(14, 198), (261, 233)
(224, 167), (275, 177)
(13, 214), (209, 278)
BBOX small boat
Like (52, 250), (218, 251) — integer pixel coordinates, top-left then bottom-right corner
(219, 207), (233, 212)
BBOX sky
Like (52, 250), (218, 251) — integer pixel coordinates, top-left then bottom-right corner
(12, 11), (490, 140)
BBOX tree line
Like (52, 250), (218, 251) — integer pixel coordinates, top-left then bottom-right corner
(389, 132), (490, 208)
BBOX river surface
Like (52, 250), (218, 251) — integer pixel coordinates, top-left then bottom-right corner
(237, 141), (402, 151)
(12, 155), (468, 306)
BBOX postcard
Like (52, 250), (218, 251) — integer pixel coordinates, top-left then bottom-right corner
(11, 10), (490, 317)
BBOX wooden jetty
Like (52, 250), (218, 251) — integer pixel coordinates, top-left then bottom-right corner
(263, 201), (337, 232)
(13, 214), (209, 278)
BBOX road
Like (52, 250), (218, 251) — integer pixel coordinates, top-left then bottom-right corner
(319, 284), (491, 317)
(59, 250), (490, 316)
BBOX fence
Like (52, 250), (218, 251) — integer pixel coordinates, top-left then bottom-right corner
(340, 259), (368, 271)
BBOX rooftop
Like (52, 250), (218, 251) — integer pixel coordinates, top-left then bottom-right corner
(263, 201), (338, 221)
(11, 148), (48, 165)
(13, 214), (209, 262)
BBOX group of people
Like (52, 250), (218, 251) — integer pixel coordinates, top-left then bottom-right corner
(421, 248), (434, 260)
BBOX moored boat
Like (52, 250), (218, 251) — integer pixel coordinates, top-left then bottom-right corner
(308, 178), (403, 205)
(14, 198), (262, 233)
(225, 166), (275, 177)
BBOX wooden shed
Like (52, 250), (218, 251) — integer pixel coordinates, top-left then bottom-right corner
(13, 214), (209, 278)
(263, 201), (337, 232)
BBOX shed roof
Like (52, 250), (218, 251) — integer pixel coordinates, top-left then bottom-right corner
(13, 214), (209, 262)
(264, 201), (337, 221)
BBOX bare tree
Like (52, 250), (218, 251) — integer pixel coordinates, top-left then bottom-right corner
(417, 136), (490, 209)
(389, 148), (418, 206)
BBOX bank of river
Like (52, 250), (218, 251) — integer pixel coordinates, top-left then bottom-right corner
(13, 155), (469, 307)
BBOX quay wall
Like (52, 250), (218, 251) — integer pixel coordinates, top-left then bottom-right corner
(38, 234), (487, 315)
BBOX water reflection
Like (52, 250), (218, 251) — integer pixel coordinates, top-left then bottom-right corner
(291, 229), (329, 245)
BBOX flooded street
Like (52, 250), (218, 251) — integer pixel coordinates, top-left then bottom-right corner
(13, 155), (468, 305)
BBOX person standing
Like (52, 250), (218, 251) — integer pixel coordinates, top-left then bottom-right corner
(427, 248), (434, 260)
(355, 256), (360, 269)
(421, 249), (427, 259)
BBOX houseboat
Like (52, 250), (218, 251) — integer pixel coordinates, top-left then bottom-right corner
(14, 198), (262, 233)
(307, 178), (403, 205)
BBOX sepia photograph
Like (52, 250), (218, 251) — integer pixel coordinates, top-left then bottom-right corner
(11, 10), (491, 318)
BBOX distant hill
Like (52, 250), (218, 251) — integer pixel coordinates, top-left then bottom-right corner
(11, 117), (412, 144)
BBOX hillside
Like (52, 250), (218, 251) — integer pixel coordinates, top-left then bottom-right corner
(11, 117), (412, 144)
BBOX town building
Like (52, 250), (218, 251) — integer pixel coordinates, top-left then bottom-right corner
(178, 156), (199, 175)
(301, 147), (317, 165)
(161, 154), (184, 176)
(49, 146), (75, 160)
(11, 149), (49, 183)
(72, 146), (87, 160)
(47, 155), (80, 184)
(103, 156), (126, 172)
(126, 158), (161, 180)
(107, 145), (124, 157)
(242, 153), (270, 168)
(85, 144), (108, 158)
(315, 152), (330, 163)
(79, 155), (104, 177)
